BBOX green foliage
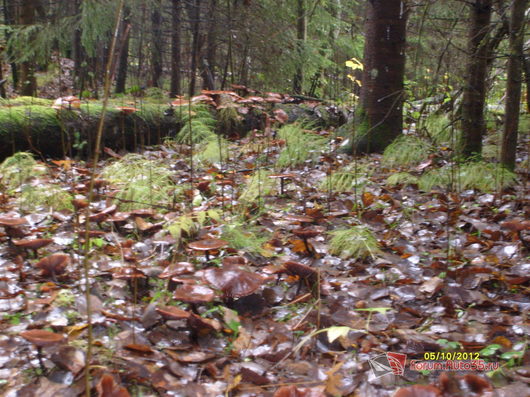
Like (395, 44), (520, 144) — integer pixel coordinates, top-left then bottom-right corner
(0, 152), (46, 192)
(175, 105), (217, 144)
(419, 162), (517, 192)
(0, 97), (53, 106)
(382, 135), (432, 167)
(166, 210), (221, 244)
(222, 222), (272, 256)
(386, 172), (419, 186)
(320, 163), (371, 192)
(101, 153), (179, 211)
(19, 184), (73, 212)
(276, 124), (328, 168)
(421, 113), (460, 147)
(328, 225), (380, 260)
(238, 169), (274, 206)
(217, 106), (242, 135)
(198, 137), (229, 165)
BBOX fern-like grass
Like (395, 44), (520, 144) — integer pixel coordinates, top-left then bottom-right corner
(276, 123), (328, 168)
(0, 152), (46, 192)
(166, 209), (221, 244)
(386, 172), (419, 186)
(382, 135), (432, 167)
(18, 183), (72, 212)
(419, 161), (517, 192)
(328, 225), (380, 260)
(101, 153), (179, 211)
(222, 222), (272, 256)
(320, 163), (371, 193)
(175, 105), (217, 144)
(238, 169), (274, 205)
(198, 137), (229, 164)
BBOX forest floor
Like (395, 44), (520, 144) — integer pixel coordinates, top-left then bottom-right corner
(0, 122), (528, 397)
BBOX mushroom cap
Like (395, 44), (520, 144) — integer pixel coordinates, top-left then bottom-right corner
(0, 216), (28, 227)
(71, 198), (89, 210)
(187, 312), (222, 332)
(188, 238), (228, 252)
(35, 254), (70, 277)
(156, 306), (190, 320)
(116, 106), (139, 114)
(203, 266), (269, 299)
(502, 220), (530, 232)
(292, 227), (320, 239)
(284, 261), (317, 279)
(20, 329), (64, 347)
(173, 284), (216, 304)
(14, 238), (53, 250)
(159, 262), (195, 279)
(113, 266), (147, 280)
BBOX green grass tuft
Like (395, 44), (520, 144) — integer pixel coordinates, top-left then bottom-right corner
(101, 153), (180, 211)
(382, 135), (432, 167)
(320, 163), (371, 193)
(198, 137), (229, 164)
(276, 123), (328, 168)
(0, 152), (46, 192)
(175, 105), (217, 144)
(386, 172), (419, 186)
(328, 225), (380, 260)
(222, 222), (272, 256)
(238, 169), (274, 206)
(18, 183), (73, 212)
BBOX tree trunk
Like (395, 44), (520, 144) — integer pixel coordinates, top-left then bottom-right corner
(150, 1), (163, 88)
(18, 0), (37, 96)
(170, 0), (182, 97)
(202, 0), (217, 90)
(500, 0), (527, 170)
(461, 0), (492, 159)
(115, 7), (131, 94)
(352, 0), (408, 153)
(4, 0), (18, 89)
(293, 0), (307, 94)
(187, 0), (202, 97)
(523, 44), (530, 114)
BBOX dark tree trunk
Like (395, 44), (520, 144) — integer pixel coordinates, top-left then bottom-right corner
(150, 1), (163, 88)
(187, 0), (202, 97)
(170, 0), (182, 97)
(115, 7), (131, 94)
(293, 0), (307, 94)
(19, 0), (37, 96)
(501, 0), (527, 170)
(353, 0), (408, 153)
(201, 0), (217, 90)
(461, 0), (492, 159)
(4, 0), (18, 89)
(524, 53), (530, 113)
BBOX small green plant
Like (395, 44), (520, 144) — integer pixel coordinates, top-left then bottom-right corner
(55, 289), (76, 307)
(436, 339), (463, 350)
(18, 183), (73, 212)
(174, 105), (217, 144)
(276, 123), (328, 168)
(238, 169), (274, 206)
(198, 136), (229, 164)
(222, 222), (272, 256)
(386, 172), (419, 186)
(421, 113), (461, 147)
(0, 152), (46, 192)
(166, 209), (221, 244)
(328, 225), (380, 260)
(217, 105), (242, 135)
(320, 163), (372, 193)
(382, 135), (432, 167)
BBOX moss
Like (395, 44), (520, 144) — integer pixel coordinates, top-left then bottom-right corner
(0, 97), (53, 106)
(18, 184), (73, 212)
(0, 152), (47, 192)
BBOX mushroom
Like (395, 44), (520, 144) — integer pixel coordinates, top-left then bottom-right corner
(292, 227), (321, 253)
(284, 261), (318, 294)
(20, 329), (64, 373)
(268, 173), (296, 196)
(35, 254), (70, 281)
(0, 216), (28, 240)
(113, 266), (148, 293)
(203, 265), (269, 302)
(158, 262), (195, 291)
(188, 238), (228, 262)
(156, 306), (190, 321)
(14, 238), (53, 257)
(173, 284), (216, 312)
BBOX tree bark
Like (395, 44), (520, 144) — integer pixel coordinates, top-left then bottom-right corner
(500, 0), (527, 170)
(115, 7), (131, 94)
(461, 0), (493, 159)
(4, 0), (18, 90)
(150, 1), (163, 88)
(170, 0), (182, 97)
(187, 0), (202, 97)
(352, 0), (408, 153)
(293, 0), (307, 94)
(18, 0), (37, 96)
(202, 0), (217, 90)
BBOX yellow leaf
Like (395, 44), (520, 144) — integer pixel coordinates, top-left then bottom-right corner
(327, 326), (352, 343)
(345, 58), (363, 71)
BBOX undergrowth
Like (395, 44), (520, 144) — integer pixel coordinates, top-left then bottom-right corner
(386, 172), (419, 186)
(328, 225), (380, 260)
(320, 163), (372, 193)
(0, 152), (46, 192)
(276, 123), (328, 168)
(222, 222), (273, 256)
(238, 169), (274, 206)
(382, 135), (432, 167)
(198, 137), (230, 165)
(19, 184), (73, 212)
(101, 153), (179, 211)
(175, 105), (217, 144)
(166, 210), (221, 245)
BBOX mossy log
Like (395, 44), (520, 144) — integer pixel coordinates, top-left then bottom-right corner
(0, 100), (181, 160)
